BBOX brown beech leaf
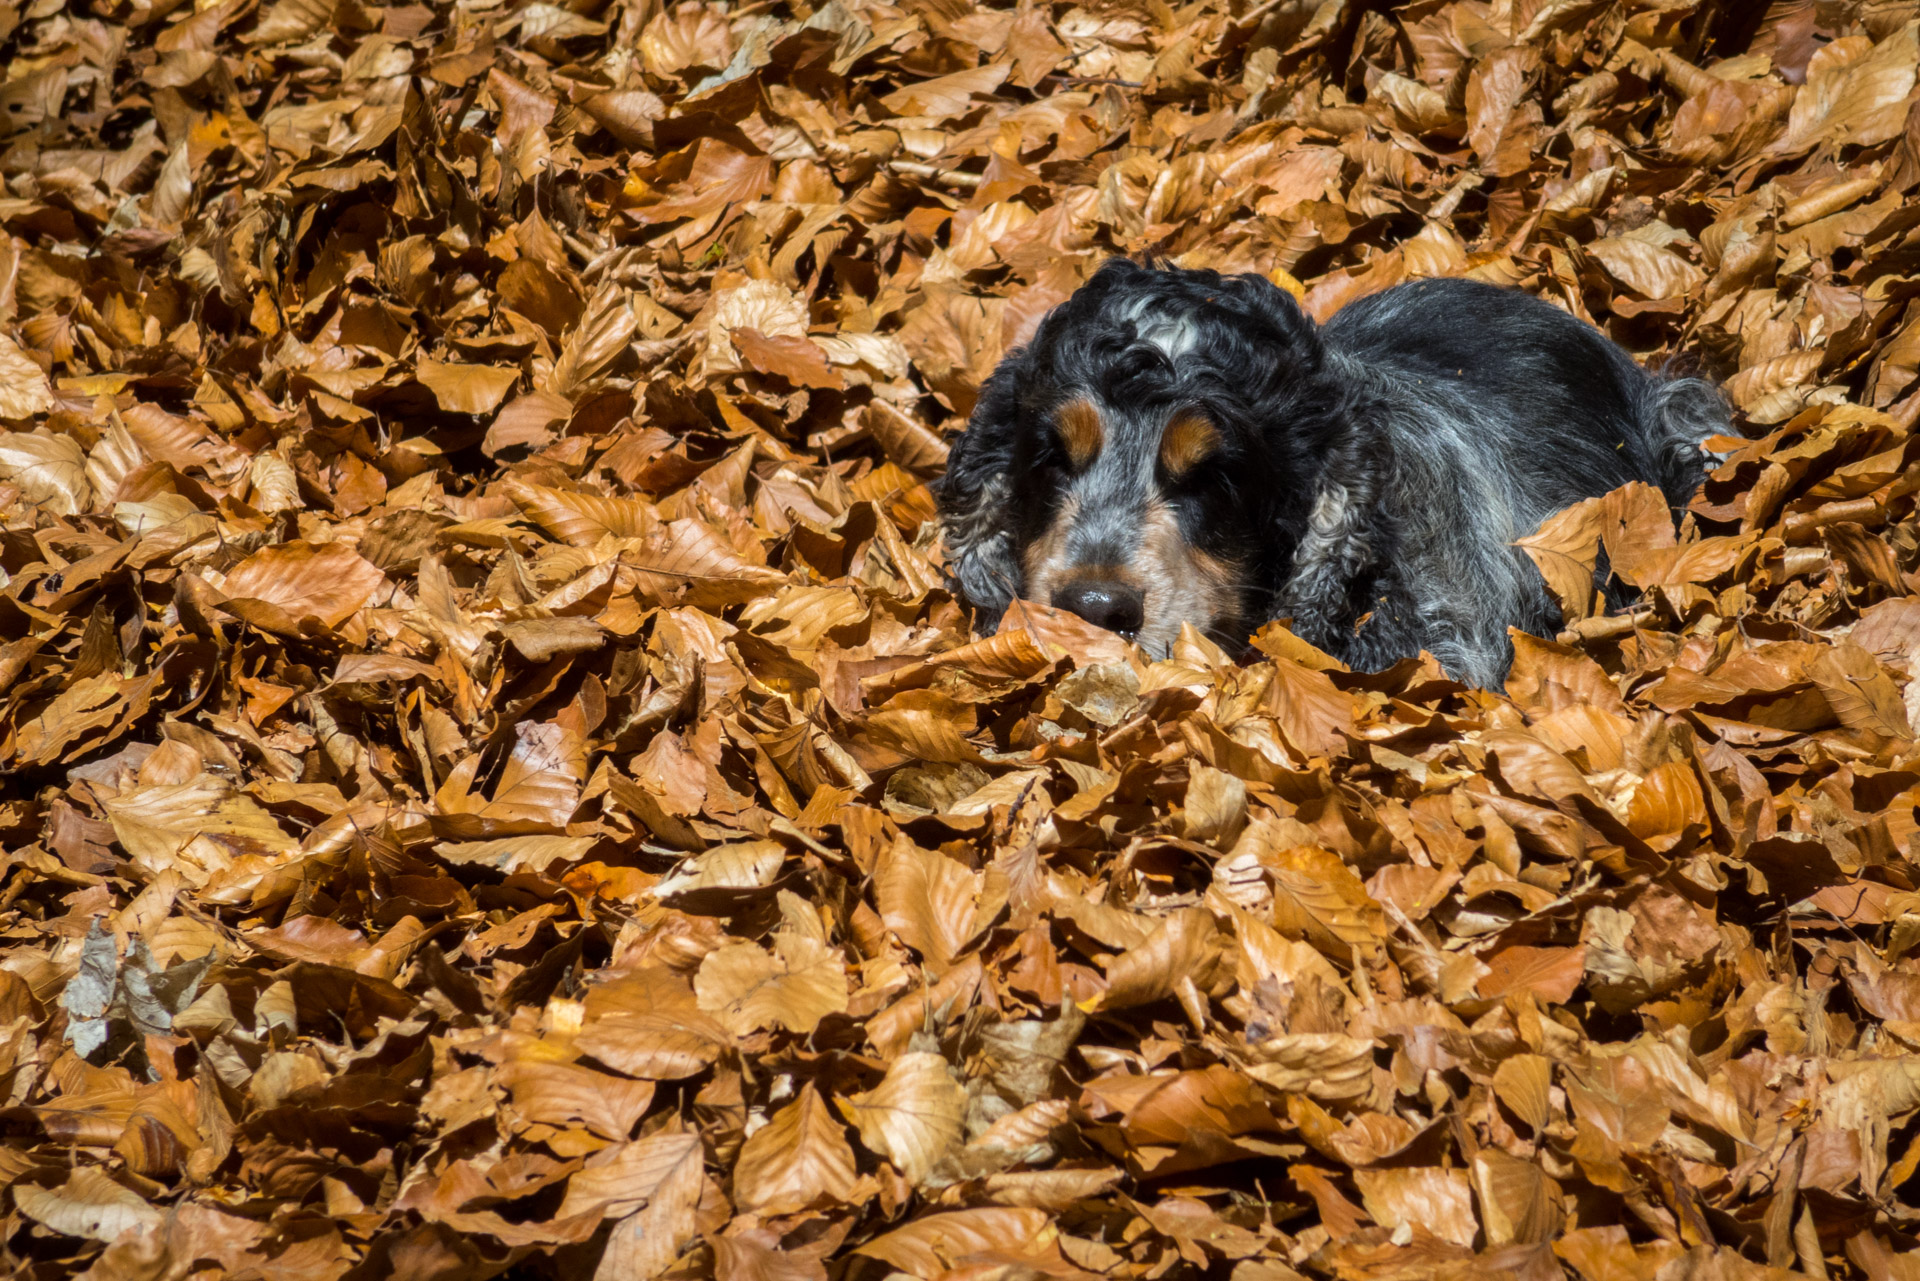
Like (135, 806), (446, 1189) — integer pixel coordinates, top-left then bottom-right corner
(13, 1168), (165, 1242)
(1474, 1148), (1559, 1246)
(874, 836), (981, 976)
(1082, 1063), (1286, 1146)
(637, 4), (730, 77)
(584, 89), (665, 146)
(1485, 731), (1606, 807)
(739, 584), (869, 650)
(1517, 480), (1683, 613)
(1465, 46), (1543, 176)
(694, 932), (849, 1035)
(1492, 1054), (1554, 1133)
(103, 774), (300, 889)
(418, 358), (522, 414)
(857, 1208), (1054, 1275)
(506, 476), (659, 545)
(219, 541), (385, 634)
(557, 1129), (702, 1221)
(1003, 6), (1067, 88)
(1263, 656), (1354, 757)
(441, 718), (585, 826)
(1353, 1167), (1478, 1247)
(1511, 629), (1622, 704)
(1517, 509), (1605, 622)
(1477, 944), (1586, 1003)
(497, 1062), (655, 1141)
(0, 430), (90, 515)
(865, 400), (950, 476)
(576, 969), (731, 1079)
(1100, 908), (1226, 1010)
(627, 518), (786, 607)
(1776, 25), (1919, 153)
(732, 1085), (857, 1213)
(1238, 1033), (1376, 1100)
(1726, 350), (1825, 414)
(1235, 824), (1389, 957)
(1585, 236), (1705, 300)
(880, 64), (1011, 120)
(593, 1138), (704, 1280)
(628, 140), (772, 226)
(552, 286), (643, 394)
(1813, 642), (1912, 736)
(714, 1235), (830, 1281)
(732, 329), (844, 390)
(994, 600), (1135, 666)
(1624, 760), (1709, 843)
(0, 335), (56, 420)
(840, 1050), (967, 1184)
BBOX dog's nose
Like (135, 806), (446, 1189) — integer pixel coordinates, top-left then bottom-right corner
(1051, 580), (1145, 637)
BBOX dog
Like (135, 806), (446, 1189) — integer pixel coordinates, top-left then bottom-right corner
(935, 259), (1725, 687)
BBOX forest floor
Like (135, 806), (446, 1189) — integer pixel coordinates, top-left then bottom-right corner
(4, 0), (1920, 1278)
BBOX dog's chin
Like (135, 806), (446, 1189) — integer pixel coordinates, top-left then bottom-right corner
(1132, 607), (1253, 662)
(1131, 614), (1198, 662)
(1132, 630), (1172, 661)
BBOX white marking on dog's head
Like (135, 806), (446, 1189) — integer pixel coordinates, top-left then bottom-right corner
(1117, 294), (1201, 362)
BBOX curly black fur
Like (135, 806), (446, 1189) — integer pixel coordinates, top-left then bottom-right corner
(936, 259), (1726, 687)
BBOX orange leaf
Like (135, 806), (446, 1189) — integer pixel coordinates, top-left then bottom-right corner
(731, 328), (844, 390)
(219, 541), (385, 634)
(418, 358), (521, 414)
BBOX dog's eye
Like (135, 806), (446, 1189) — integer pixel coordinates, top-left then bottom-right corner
(1051, 397), (1104, 469)
(1159, 409), (1221, 480)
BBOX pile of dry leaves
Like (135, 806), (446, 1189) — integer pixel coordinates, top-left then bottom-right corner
(5, 0), (1920, 1276)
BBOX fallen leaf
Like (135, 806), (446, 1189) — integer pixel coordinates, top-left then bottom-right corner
(841, 1051), (967, 1184)
(732, 1085), (857, 1213)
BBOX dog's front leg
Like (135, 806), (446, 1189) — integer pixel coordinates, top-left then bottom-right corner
(1274, 444), (1386, 657)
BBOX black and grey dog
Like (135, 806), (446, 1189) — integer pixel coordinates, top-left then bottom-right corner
(935, 259), (1724, 687)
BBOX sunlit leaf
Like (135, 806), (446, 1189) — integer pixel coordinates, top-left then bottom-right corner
(694, 932), (849, 1036)
(0, 429), (89, 515)
(14, 1169), (164, 1242)
(418, 359), (521, 414)
(840, 1050), (966, 1185)
(0, 335), (56, 420)
(732, 1085), (857, 1212)
(873, 836), (980, 976)
(218, 540), (385, 635)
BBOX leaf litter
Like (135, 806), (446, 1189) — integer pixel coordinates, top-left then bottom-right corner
(4, 0), (1920, 1277)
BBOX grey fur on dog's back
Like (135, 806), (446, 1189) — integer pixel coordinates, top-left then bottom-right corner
(1323, 279), (1716, 510)
(1310, 278), (1726, 685)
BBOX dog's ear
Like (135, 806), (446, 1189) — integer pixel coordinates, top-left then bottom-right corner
(936, 363), (1025, 628)
(1220, 272), (1324, 381)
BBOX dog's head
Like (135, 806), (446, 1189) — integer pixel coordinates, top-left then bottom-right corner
(936, 259), (1325, 657)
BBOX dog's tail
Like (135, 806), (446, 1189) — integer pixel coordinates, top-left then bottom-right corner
(1635, 375), (1729, 509)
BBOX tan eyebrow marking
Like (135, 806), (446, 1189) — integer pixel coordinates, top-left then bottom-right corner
(1054, 397), (1104, 468)
(1159, 408), (1220, 478)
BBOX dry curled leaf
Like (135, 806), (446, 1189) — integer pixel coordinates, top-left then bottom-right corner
(418, 359), (522, 414)
(217, 541), (386, 635)
(841, 1051), (968, 1185)
(0, 429), (89, 515)
(732, 1085), (857, 1213)
(694, 932), (849, 1035)
(13, 1169), (165, 1243)
(0, 336), (56, 421)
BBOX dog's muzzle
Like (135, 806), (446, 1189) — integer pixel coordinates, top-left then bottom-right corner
(1051, 578), (1145, 638)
